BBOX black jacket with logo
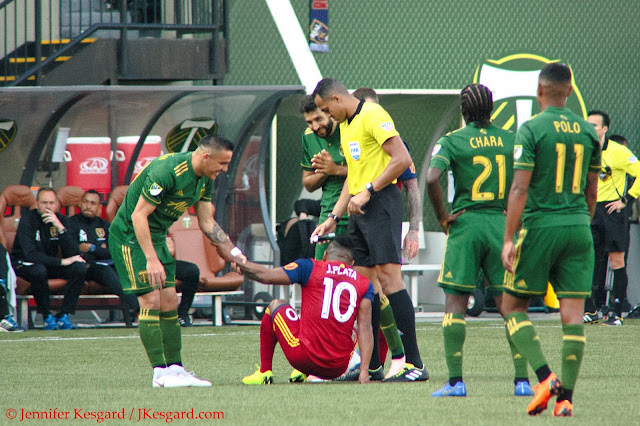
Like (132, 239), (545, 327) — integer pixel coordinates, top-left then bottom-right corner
(12, 209), (79, 267)
(68, 214), (112, 262)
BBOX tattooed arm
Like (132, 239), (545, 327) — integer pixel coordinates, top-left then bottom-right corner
(196, 200), (245, 263)
(402, 177), (422, 260)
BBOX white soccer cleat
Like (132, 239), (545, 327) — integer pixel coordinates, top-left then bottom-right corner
(384, 355), (407, 379)
(168, 364), (212, 387)
(152, 367), (195, 388)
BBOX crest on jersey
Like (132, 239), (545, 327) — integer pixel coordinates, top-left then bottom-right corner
(473, 54), (587, 130)
(95, 228), (106, 238)
(513, 145), (523, 160)
(149, 182), (163, 196)
(50, 227), (59, 238)
(381, 121), (394, 131)
(349, 141), (361, 161)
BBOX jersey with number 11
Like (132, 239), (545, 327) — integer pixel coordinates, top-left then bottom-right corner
(513, 106), (601, 229)
(282, 259), (374, 370)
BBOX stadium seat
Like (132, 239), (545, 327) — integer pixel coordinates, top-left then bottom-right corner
(168, 210), (244, 292)
(56, 185), (86, 216)
(106, 185), (128, 222)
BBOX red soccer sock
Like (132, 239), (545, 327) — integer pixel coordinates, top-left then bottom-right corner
(378, 329), (389, 364)
(259, 309), (278, 372)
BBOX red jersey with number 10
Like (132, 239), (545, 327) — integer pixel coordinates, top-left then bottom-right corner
(283, 258), (374, 370)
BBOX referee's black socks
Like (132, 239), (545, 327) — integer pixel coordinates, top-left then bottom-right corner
(388, 289), (423, 369)
(369, 293), (382, 371)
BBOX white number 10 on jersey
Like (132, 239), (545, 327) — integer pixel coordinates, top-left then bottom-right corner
(321, 278), (357, 323)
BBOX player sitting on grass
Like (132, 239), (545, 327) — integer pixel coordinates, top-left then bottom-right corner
(240, 235), (374, 384)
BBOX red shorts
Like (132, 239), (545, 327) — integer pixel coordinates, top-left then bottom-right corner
(271, 304), (349, 379)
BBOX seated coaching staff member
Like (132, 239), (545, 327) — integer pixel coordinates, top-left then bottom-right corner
(69, 189), (138, 315)
(11, 187), (86, 330)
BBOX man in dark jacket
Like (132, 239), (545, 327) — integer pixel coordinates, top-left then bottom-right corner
(11, 187), (87, 330)
(69, 190), (139, 318)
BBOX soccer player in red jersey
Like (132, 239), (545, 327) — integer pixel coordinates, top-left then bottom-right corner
(240, 235), (374, 384)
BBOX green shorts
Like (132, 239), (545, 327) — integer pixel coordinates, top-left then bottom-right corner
(314, 221), (348, 260)
(109, 234), (176, 295)
(504, 225), (594, 299)
(438, 210), (505, 295)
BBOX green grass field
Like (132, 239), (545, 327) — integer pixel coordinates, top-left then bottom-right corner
(2, 316), (638, 425)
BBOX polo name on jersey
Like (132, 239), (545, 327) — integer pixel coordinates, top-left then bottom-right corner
(469, 135), (504, 149)
(553, 120), (581, 134)
(325, 263), (357, 280)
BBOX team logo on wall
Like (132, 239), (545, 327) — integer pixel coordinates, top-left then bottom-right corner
(473, 54), (587, 130)
(166, 117), (217, 153)
(0, 119), (17, 153)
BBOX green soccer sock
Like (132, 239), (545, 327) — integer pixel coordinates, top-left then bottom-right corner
(504, 312), (548, 372)
(138, 308), (165, 368)
(442, 313), (466, 380)
(560, 324), (585, 391)
(160, 309), (182, 366)
(504, 325), (529, 381)
(379, 294), (405, 359)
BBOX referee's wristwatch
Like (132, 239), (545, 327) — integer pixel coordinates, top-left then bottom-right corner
(365, 182), (375, 195)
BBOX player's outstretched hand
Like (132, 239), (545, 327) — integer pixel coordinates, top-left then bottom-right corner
(310, 220), (335, 243)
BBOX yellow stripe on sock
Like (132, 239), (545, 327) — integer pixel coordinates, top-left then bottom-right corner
(563, 335), (586, 343)
(505, 317), (533, 336)
(139, 308), (159, 322)
(442, 313), (466, 327)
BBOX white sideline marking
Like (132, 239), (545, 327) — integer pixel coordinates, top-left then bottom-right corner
(0, 331), (259, 344)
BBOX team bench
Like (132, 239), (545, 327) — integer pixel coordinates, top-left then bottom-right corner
(16, 290), (244, 329)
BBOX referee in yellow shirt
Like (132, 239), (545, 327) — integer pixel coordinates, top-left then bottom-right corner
(584, 110), (640, 326)
(312, 78), (428, 382)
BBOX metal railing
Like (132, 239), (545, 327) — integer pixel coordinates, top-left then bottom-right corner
(0, 0), (226, 86)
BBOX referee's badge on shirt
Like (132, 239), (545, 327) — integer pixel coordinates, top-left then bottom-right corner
(349, 141), (361, 160)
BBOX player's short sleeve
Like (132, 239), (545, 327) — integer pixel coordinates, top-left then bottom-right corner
(513, 124), (536, 171)
(362, 282), (374, 302)
(398, 141), (417, 181)
(428, 136), (451, 171)
(141, 164), (174, 205)
(282, 258), (314, 285)
(300, 132), (315, 171)
(364, 105), (400, 147)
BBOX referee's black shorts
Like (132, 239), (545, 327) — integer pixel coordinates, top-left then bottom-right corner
(591, 201), (629, 254)
(348, 184), (403, 267)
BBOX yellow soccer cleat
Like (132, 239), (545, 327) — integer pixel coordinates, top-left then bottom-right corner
(242, 367), (273, 385)
(289, 369), (307, 383)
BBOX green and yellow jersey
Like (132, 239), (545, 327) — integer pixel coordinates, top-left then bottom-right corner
(513, 106), (600, 228)
(597, 138), (640, 202)
(109, 152), (212, 245)
(301, 127), (347, 221)
(340, 101), (400, 194)
(430, 123), (514, 213)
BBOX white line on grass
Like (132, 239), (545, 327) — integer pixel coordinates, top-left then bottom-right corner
(0, 331), (259, 344)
